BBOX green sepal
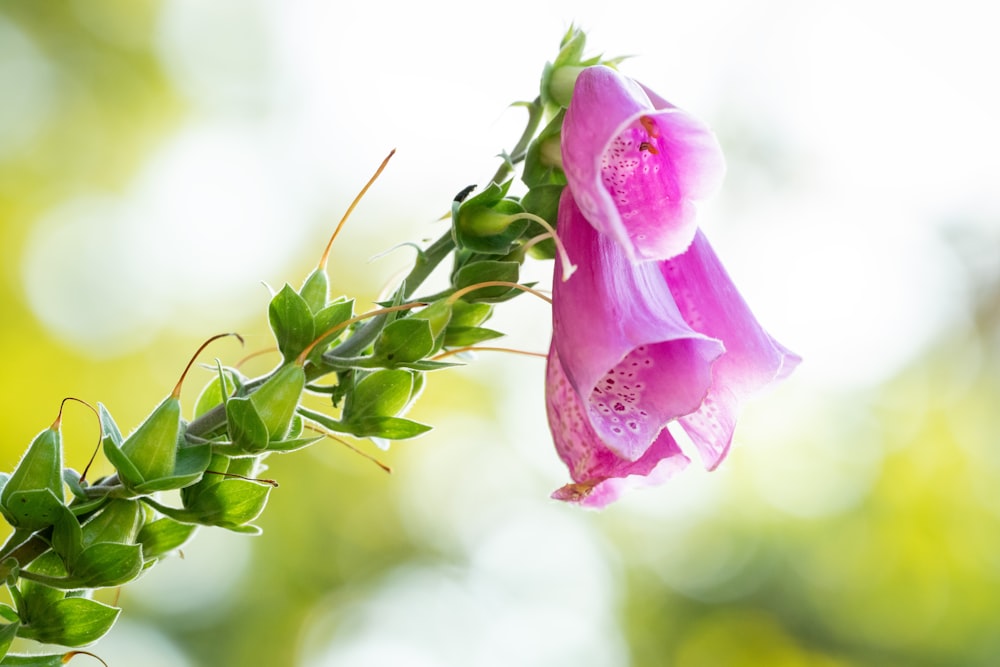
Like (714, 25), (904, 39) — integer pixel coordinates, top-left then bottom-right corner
(61, 469), (86, 502)
(269, 284), (316, 363)
(80, 499), (143, 547)
(410, 299), (452, 342)
(453, 261), (521, 302)
(264, 435), (324, 453)
(34, 506), (143, 589)
(0, 490), (63, 534)
(449, 301), (493, 328)
(194, 366), (241, 418)
(299, 267), (329, 313)
(307, 299), (356, 364)
(342, 416), (432, 440)
(0, 426), (64, 531)
(301, 407), (430, 441)
(520, 184), (564, 259)
(343, 370), (414, 423)
(150, 477), (271, 533)
(118, 396), (182, 483)
(15, 596), (119, 647)
(452, 180), (529, 254)
(225, 397), (270, 452)
(249, 364), (306, 440)
(0, 620), (19, 659)
(373, 319), (435, 365)
(443, 326), (505, 347)
(137, 517), (198, 561)
(523, 111), (568, 188)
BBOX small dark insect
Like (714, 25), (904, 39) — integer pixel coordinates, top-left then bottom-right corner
(454, 184), (477, 203)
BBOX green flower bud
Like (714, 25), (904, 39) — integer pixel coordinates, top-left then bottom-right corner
(0, 421), (64, 532)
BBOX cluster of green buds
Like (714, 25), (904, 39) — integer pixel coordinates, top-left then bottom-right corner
(0, 27), (612, 661)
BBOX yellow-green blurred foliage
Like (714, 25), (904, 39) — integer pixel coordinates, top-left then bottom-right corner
(3, 3), (1000, 666)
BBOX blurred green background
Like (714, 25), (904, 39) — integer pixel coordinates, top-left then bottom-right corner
(2, 1), (1000, 665)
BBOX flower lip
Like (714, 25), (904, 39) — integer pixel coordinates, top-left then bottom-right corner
(561, 65), (726, 262)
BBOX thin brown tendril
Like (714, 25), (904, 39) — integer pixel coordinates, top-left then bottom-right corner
(234, 346), (280, 370)
(204, 469), (279, 487)
(318, 149), (396, 271)
(173, 333), (244, 399)
(304, 423), (392, 473)
(62, 649), (109, 666)
(54, 397), (103, 484)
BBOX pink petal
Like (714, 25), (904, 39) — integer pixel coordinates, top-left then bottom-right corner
(661, 230), (802, 468)
(561, 66), (726, 262)
(551, 191), (723, 462)
(547, 343), (691, 509)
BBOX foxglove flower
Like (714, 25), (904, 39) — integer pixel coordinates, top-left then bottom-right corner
(548, 90), (799, 505)
(547, 192), (724, 507)
(561, 65), (726, 262)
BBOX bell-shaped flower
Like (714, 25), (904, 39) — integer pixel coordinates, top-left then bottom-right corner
(546, 191), (799, 507)
(546, 191), (723, 506)
(561, 65), (726, 262)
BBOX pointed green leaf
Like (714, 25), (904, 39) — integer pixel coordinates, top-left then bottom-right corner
(307, 299), (356, 363)
(443, 326), (505, 347)
(265, 435), (325, 453)
(249, 364), (306, 440)
(453, 261), (521, 301)
(18, 597), (119, 647)
(0, 620), (19, 659)
(137, 517), (198, 561)
(226, 397), (269, 452)
(299, 268), (329, 313)
(269, 284), (315, 362)
(449, 301), (492, 328)
(374, 319), (435, 364)
(194, 368), (240, 418)
(342, 416), (431, 440)
(72, 543), (143, 588)
(348, 370), (414, 420)
(119, 397), (181, 482)
(1, 426), (63, 531)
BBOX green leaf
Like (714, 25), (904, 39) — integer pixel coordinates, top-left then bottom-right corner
(0, 620), (19, 659)
(308, 299), (356, 363)
(0, 426), (64, 531)
(171, 479), (271, 531)
(340, 416), (431, 440)
(249, 364), (306, 440)
(348, 370), (414, 420)
(269, 284), (315, 362)
(299, 267), (329, 313)
(72, 543), (143, 588)
(17, 597), (119, 647)
(80, 499), (142, 548)
(225, 397), (269, 452)
(374, 319), (435, 364)
(137, 517), (198, 561)
(443, 326), (505, 347)
(265, 435), (325, 453)
(453, 260), (521, 302)
(194, 368), (240, 418)
(448, 301), (492, 328)
(119, 396), (181, 483)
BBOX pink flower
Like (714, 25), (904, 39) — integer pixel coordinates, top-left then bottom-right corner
(546, 192), (799, 508)
(561, 65), (726, 262)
